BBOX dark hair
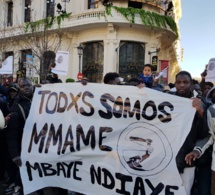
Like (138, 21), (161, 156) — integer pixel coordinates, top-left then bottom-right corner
(168, 83), (175, 89)
(128, 78), (140, 84)
(18, 77), (30, 84)
(103, 72), (119, 84)
(143, 64), (152, 71)
(128, 78), (140, 86)
(205, 82), (214, 88)
(192, 79), (199, 85)
(175, 71), (192, 83)
(8, 82), (19, 92)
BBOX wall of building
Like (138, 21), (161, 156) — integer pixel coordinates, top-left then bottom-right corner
(0, 0), (182, 84)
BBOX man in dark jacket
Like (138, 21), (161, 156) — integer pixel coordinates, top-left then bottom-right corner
(173, 71), (208, 195)
(6, 78), (33, 195)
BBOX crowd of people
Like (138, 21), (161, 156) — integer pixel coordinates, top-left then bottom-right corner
(0, 63), (214, 195)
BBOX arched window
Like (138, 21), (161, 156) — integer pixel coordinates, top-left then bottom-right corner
(82, 42), (104, 83)
(119, 42), (145, 81)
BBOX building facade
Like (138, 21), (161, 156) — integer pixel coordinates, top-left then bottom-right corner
(0, 0), (182, 84)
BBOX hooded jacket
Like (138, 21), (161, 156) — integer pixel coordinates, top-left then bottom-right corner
(194, 86), (215, 171)
(6, 94), (32, 159)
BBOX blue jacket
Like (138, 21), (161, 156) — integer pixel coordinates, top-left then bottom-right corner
(139, 74), (153, 88)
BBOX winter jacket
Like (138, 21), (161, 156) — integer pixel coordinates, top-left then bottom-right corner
(6, 95), (32, 159)
(138, 74), (153, 88)
(172, 91), (208, 173)
(195, 104), (215, 171)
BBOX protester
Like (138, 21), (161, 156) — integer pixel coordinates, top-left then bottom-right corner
(191, 81), (214, 195)
(0, 100), (9, 186)
(7, 82), (19, 109)
(45, 73), (62, 83)
(103, 72), (120, 85)
(128, 78), (140, 86)
(6, 78), (34, 195)
(138, 64), (157, 88)
(185, 86), (215, 195)
(171, 71), (208, 195)
(202, 81), (214, 105)
(191, 79), (202, 98)
(3, 82), (20, 194)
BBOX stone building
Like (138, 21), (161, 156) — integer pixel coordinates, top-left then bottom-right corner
(0, 0), (182, 84)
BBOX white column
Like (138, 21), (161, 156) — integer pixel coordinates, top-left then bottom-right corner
(103, 23), (119, 74)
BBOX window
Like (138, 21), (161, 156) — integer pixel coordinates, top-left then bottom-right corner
(21, 49), (32, 69)
(83, 42), (104, 83)
(7, 2), (13, 26)
(46, 0), (55, 17)
(88, 0), (98, 9)
(42, 50), (56, 78)
(24, 0), (31, 22)
(4, 51), (14, 60)
(119, 42), (145, 82)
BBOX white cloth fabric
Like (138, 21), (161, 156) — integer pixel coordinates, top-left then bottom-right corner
(180, 167), (195, 195)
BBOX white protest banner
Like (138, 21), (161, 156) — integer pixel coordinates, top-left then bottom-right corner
(0, 56), (13, 74)
(20, 83), (195, 195)
(206, 58), (215, 82)
(51, 51), (69, 75)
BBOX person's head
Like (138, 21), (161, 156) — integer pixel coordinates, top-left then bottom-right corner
(143, 64), (153, 77)
(128, 78), (140, 86)
(8, 83), (19, 99)
(18, 78), (33, 98)
(203, 82), (214, 97)
(209, 88), (215, 103)
(103, 72), (120, 85)
(175, 71), (192, 97)
(168, 83), (175, 89)
(191, 80), (202, 96)
(52, 73), (58, 78)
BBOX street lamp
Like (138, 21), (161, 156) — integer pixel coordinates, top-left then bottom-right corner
(77, 44), (83, 80)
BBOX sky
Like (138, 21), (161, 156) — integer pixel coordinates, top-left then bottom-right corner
(179, 0), (215, 78)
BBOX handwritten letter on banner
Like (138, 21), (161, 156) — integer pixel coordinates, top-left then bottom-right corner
(20, 83), (195, 195)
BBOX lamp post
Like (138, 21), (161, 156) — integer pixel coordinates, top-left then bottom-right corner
(77, 44), (83, 80)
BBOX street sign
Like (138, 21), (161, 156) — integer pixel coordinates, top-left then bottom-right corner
(77, 72), (83, 80)
(152, 56), (158, 71)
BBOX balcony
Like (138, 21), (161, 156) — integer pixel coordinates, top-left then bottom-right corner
(0, 3), (178, 47)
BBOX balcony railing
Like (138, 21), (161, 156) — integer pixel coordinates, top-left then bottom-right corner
(0, 4), (177, 39)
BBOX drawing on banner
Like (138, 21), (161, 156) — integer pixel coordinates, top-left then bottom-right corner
(127, 137), (153, 170)
(117, 122), (173, 176)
